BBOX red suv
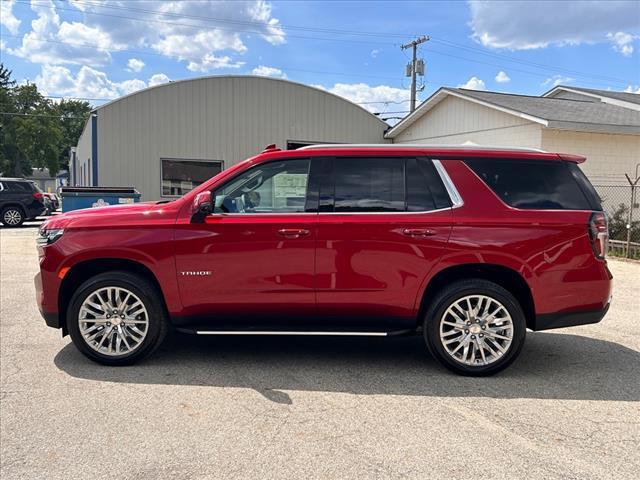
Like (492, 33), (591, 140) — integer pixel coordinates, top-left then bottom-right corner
(35, 145), (612, 375)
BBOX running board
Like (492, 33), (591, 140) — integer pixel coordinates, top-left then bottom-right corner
(177, 328), (413, 337)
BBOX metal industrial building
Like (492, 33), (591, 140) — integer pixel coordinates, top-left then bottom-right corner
(72, 76), (389, 200)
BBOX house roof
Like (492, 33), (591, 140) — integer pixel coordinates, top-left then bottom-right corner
(386, 87), (640, 138)
(543, 85), (640, 108)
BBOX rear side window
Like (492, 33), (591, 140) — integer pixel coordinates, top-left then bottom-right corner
(464, 159), (592, 210)
(6, 181), (32, 193)
(406, 159), (451, 211)
(328, 157), (451, 213)
(567, 163), (603, 211)
(333, 157), (405, 212)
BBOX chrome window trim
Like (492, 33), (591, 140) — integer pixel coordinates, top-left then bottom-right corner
(432, 159), (464, 208)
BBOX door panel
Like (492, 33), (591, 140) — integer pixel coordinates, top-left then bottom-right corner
(174, 214), (317, 319)
(315, 211), (452, 323)
(173, 157), (318, 323)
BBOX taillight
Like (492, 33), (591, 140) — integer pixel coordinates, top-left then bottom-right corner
(589, 212), (608, 259)
(33, 192), (43, 199)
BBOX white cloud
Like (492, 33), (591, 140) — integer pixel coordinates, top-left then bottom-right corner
(314, 83), (410, 114)
(607, 31), (638, 56)
(7, 0), (114, 66)
(187, 54), (245, 72)
(542, 75), (575, 87)
(126, 58), (145, 73)
(370, 49), (380, 58)
(624, 85), (640, 94)
(34, 65), (170, 100)
(0, 0), (21, 34)
(458, 76), (486, 90)
(148, 73), (170, 87)
(251, 65), (287, 78)
(469, 0), (640, 50)
(495, 71), (510, 83)
(60, 0), (284, 71)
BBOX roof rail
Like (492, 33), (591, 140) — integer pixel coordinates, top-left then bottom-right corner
(297, 143), (548, 153)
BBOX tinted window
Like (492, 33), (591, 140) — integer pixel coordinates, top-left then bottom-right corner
(161, 159), (222, 196)
(465, 159), (591, 210)
(214, 159), (310, 214)
(333, 158), (405, 212)
(568, 163), (603, 211)
(406, 159), (451, 211)
(6, 181), (32, 192)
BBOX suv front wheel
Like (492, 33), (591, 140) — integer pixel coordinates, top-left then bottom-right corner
(423, 279), (526, 376)
(67, 271), (168, 365)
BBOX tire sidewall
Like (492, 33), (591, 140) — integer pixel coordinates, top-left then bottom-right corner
(1, 207), (24, 227)
(67, 272), (165, 365)
(424, 281), (526, 376)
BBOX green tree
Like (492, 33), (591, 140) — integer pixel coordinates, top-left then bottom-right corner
(53, 99), (92, 169)
(0, 64), (89, 177)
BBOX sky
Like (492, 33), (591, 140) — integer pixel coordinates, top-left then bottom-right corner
(1, 0), (639, 121)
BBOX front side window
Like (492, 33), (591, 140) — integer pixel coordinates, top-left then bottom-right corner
(161, 159), (223, 197)
(213, 159), (310, 214)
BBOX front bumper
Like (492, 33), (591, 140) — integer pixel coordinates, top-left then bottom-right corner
(532, 302), (610, 331)
(35, 272), (62, 329)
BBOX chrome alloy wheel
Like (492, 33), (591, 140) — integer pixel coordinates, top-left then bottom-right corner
(78, 287), (149, 356)
(3, 209), (22, 225)
(439, 295), (514, 366)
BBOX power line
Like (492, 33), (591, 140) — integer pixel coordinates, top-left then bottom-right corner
(19, 0), (634, 85)
(0, 111), (87, 118)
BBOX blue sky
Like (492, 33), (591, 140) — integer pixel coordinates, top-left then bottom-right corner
(1, 0), (639, 119)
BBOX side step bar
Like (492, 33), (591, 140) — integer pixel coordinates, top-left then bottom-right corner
(177, 328), (413, 337)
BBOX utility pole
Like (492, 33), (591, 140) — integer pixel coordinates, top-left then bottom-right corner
(401, 35), (429, 113)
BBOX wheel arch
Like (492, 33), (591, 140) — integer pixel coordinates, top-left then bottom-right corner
(418, 263), (536, 330)
(58, 258), (168, 335)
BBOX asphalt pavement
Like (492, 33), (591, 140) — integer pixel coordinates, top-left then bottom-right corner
(1, 226), (639, 479)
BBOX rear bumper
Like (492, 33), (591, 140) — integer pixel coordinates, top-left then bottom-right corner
(532, 302), (610, 331)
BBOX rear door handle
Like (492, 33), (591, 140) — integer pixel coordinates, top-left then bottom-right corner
(402, 228), (436, 237)
(278, 228), (310, 239)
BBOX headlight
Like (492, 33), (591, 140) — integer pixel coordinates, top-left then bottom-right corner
(36, 228), (64, 246)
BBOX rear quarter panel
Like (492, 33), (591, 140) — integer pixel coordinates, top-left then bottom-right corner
(424, 160), (611, 315)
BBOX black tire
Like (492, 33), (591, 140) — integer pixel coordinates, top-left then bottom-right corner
(423, 279), (526, 376)
(1, 206), (25, 227)
(67, 271), (168, 366)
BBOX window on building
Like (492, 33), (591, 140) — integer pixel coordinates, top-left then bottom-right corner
(333, 157), (405, 212)
(464, 159), (592, 210)
(213, 159), (310, 214)
(161, 159), (223, 197)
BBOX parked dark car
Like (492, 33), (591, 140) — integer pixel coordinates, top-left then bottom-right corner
(36, 145), (611, 375)
(0, 177), (47, 227)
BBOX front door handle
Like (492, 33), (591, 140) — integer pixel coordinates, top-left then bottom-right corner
(278, 228), (310, 239)
(402, 228), (436, 237)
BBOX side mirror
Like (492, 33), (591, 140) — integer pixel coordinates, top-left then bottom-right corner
(190, 191), (213, 222)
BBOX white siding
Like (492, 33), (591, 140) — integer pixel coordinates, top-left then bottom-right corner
(74, 119), (93, 186)
(76, 76), (389, 200)
(541, 130), (640, 185)
(393, 95), (543, 147)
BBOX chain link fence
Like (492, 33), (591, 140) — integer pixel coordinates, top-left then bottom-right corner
(593, 184), (640, 259)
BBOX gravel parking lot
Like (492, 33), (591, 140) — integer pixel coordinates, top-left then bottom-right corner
(1, 226), (639, 479)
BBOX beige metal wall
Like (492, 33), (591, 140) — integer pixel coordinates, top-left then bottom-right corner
(392, 95), (543, 147)
(75, 76), (389, 200)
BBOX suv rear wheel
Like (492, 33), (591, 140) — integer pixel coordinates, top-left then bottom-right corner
(67, 272), (168, 365)
(1, 206), (24, 227)
(423, 279), (526, 376)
